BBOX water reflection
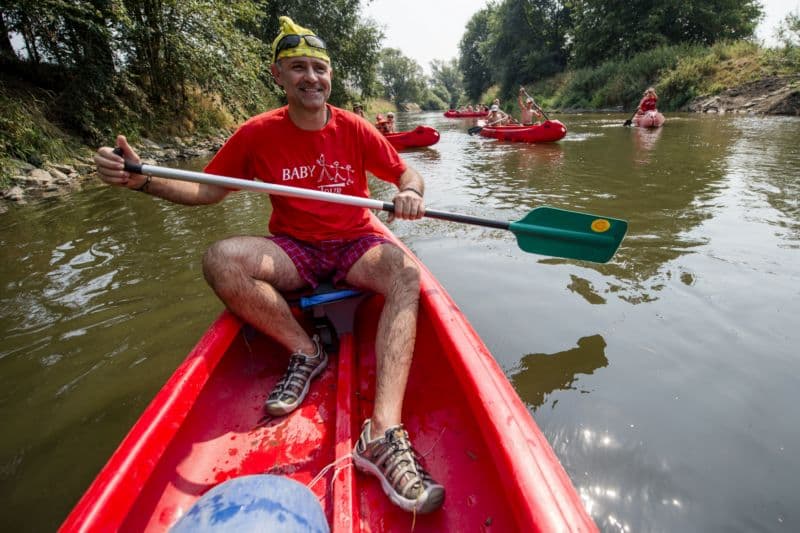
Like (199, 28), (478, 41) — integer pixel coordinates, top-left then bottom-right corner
(728, 116), (800, 246)
(399, 146), (441, 162)
(509, 334), (609, 411)
(632, 126), (663, 165)
(406, 113), (755, 305)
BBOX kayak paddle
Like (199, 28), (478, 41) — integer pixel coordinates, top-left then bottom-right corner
(623, 108), (638, 127)
(115, 157), (628, 263)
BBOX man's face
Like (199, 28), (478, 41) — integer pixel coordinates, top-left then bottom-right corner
(271, 56), (332, 112)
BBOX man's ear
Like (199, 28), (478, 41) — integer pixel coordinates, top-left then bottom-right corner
(270, 63), (283, 87)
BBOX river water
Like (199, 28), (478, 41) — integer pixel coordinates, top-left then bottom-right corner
(1, 111), (799, 532)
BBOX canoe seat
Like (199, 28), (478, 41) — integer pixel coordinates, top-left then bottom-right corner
(300, 284), (366, 352)
(298, 285), (362, 309)
(242, 283), (366, 353)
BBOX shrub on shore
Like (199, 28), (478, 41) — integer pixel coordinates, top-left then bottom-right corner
(540, 40), (792, 113)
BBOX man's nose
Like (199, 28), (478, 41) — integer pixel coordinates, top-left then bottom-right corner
(302, 65), (318, 81)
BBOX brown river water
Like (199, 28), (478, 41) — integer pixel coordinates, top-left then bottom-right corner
(1, 111), (799, 532)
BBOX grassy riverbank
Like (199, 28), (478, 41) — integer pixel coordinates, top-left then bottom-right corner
(0, 84), (74, 188)
(0, 78), (254, 189)
(523, 40), (800, 112)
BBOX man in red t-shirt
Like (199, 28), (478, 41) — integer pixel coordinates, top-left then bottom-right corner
(94, 16), (444, 514)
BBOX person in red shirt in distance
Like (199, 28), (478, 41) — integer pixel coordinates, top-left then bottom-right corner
(92, 16), (444, 514)
(636, 87), (659, 114)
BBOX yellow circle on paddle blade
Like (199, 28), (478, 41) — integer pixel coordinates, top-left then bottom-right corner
(591, 219), (611, 233)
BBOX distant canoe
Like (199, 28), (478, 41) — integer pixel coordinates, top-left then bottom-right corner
(479, 120), (568, 143)
(444, 110), (489, 118)
(384, 125), (440, 150)
(633, 110), (665, 128)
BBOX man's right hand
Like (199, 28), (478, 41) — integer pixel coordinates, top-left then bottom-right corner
(94, 135), (148, 190)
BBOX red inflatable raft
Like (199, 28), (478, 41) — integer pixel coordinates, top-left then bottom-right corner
(384, 125), (440, 150)
(633, 110), (665, 128)
(479, 119), (568, 143)
(444, 110), (489, 118)
(61, 217), (597, 533)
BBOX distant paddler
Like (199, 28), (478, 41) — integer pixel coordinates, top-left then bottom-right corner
(518, 87), (543, 125)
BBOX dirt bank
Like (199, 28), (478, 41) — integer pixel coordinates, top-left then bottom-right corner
(686, 75), (800, 115)
(1, 134), (226, 210)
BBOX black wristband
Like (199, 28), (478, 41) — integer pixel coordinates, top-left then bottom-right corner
(401, 187), (423, 198)
(134, 174), (151, 193)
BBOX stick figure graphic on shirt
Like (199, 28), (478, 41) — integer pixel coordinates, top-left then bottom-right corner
(316, 154), (354, 192)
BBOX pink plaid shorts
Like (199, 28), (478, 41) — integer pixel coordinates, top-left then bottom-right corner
(268, 234), (390, 288)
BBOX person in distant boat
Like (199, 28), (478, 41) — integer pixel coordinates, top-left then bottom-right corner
(385, 112), (397, 133)
(93, 16), (443, 515)
(375, 113), (391, 134)
(486, 104), (510, 126)
(518, 87), (543, 126)
(636, 87), (659, 115)
(352, 102), (365, 118)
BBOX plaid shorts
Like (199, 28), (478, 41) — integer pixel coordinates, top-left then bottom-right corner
(269, 234), (390, 288)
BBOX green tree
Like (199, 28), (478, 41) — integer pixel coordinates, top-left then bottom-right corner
(569, 0), (763, 67)
(429, 58), (464, 109)
(483, 0), (569, 98)
(120, 1), (269, 115)
(776, 10), (800, 47)
(0, 0), (386, 144)
(459, 7), (493, 101)
(1, 0), (118, 139)
(377, 48), (425, 105)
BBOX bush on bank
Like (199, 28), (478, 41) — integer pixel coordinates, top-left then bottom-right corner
(517, 40), (799, 113)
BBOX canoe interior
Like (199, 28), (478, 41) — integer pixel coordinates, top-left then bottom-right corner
(62, 222), (595, 532)
(116, 296), (521, 532)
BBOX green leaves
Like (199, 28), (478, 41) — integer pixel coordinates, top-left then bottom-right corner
(459, 1), (569, 102)
(1, 0), (387, 143)
(377, 48), (426, 105)
(569, 0), (764, 68)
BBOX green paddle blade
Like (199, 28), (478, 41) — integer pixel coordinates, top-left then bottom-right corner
(509, 206), (628, 263)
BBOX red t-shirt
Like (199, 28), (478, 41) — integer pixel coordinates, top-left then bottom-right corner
(639, 96), (657, 112)
(204, 104), (406, 242)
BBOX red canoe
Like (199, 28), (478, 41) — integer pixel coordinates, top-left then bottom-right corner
(60, 219), (596, 533)
(479, 120), (568, 143)
(633, 110), (665, 128)
(444, 110), (489, 118)
(384, 125), (440, 150)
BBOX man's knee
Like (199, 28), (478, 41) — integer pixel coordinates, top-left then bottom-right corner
(202, 239), (236, 286)
(390, 259), (421, 298)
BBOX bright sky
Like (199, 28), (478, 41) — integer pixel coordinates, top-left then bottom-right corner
(361, 0), (800, 73)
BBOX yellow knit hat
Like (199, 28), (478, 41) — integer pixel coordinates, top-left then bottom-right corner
(271, 16), (330, 63)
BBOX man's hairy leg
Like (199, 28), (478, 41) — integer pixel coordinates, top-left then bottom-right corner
(346, 243), (421, 437)
(202, 236), (315, 354)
